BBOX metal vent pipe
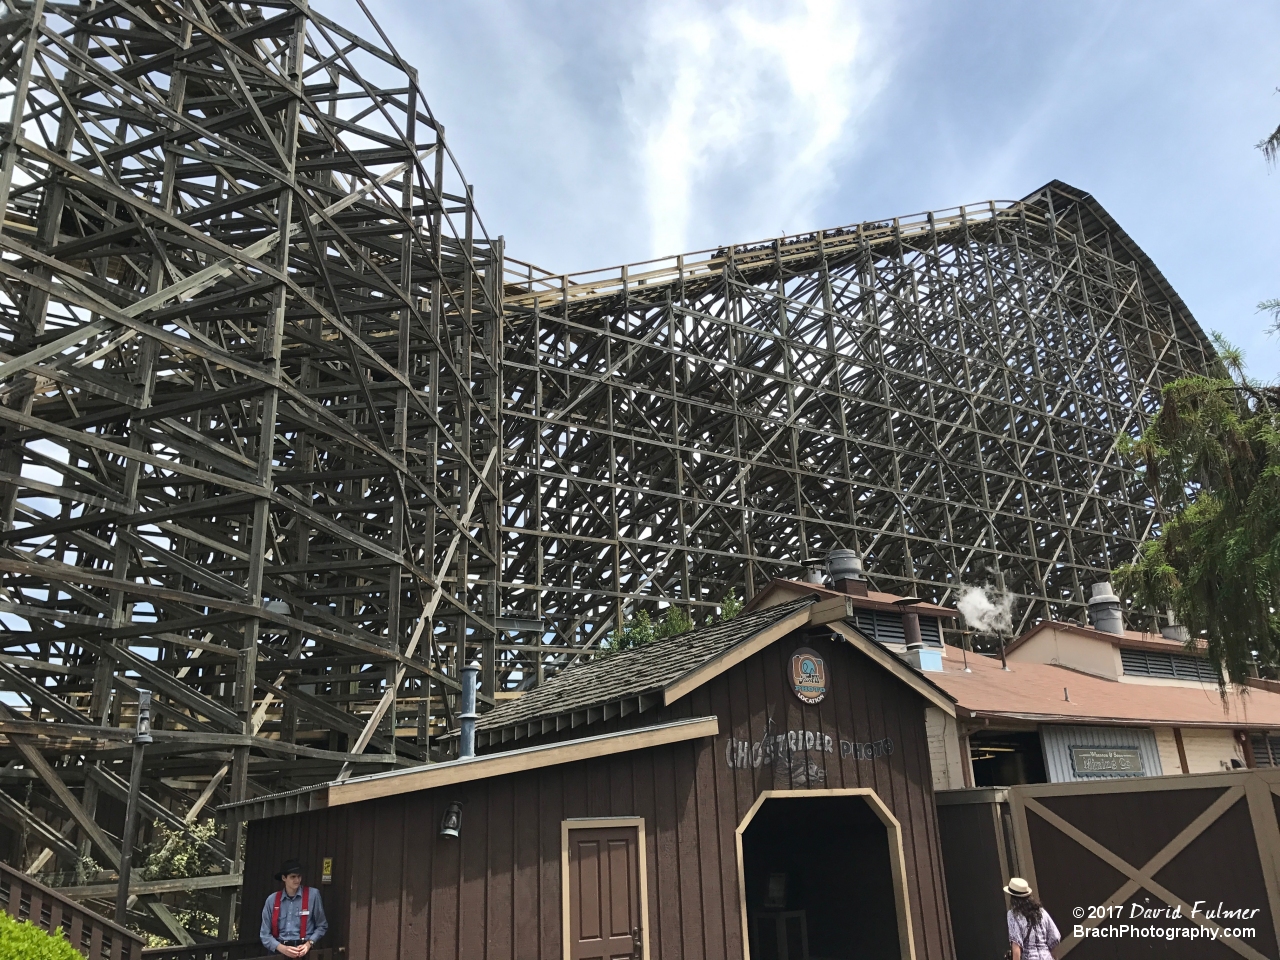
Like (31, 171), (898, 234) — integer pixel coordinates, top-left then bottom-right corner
(827, 549), (869, 596)
(1087, 581), (1124, 635)
(459, 664), (480, 759)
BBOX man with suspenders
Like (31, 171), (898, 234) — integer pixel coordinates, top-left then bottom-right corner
(259, 859), (329, 957)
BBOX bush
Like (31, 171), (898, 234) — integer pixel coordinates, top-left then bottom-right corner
(0, 912), (84, 960)
(141, 818), (221, 882)
(718, 593), (743, 620)
(140, 819), (223, 943)
(603, 606), (694, 655)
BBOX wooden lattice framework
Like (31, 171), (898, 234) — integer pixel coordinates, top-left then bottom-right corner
(0, 0), (1215, 944)
(0, 0), (501, 937)
(497, 183), (1215, 664)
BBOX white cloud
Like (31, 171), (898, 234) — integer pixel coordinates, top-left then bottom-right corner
(623, 0), (881, 256)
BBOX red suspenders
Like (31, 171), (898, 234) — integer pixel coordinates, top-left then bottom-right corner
(271, 887), (310, 942)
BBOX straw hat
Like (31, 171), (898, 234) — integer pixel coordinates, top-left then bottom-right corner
(1003, 877), (1032, 898)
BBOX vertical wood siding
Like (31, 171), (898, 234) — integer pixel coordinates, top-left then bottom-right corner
(243, 632), (955, 960)
(243, 805), (352, 951)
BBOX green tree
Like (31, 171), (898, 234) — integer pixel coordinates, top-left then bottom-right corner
(1259, 115), (1280, 164)
(141, 818), (221, 882)
(139, 819), (222, 944)
(1260, 298), (1280, 334)
(0, 912), (85, 960)
(604, 606), (694, 654)
(1258, 98), (1279, 331)
(718, 593), (743, 621)
(1115, 337), (1280, 683)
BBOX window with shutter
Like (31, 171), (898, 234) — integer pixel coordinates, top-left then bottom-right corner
(850, 610), (941, 646)
(1251, 734), (1280, 768)
(919, 616), (941, 645)
(1122, 648), (1218, 682)
(873, 611), (905, 644)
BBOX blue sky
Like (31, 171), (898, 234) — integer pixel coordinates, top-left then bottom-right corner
(327, 0), (1280, 379)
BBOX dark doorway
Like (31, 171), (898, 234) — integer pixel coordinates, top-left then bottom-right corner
(969, 730), (1048, 786)
(740, 795), (902, 960)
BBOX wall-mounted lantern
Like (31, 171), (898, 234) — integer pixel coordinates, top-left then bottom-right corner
(440, 800), (463, 839)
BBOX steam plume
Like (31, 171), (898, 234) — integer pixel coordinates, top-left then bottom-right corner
(956, 584), (1014, 635)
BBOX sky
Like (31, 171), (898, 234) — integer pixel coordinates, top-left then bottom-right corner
(325, 0), (1280, 379)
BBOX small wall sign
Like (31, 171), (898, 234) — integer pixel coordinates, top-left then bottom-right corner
(321, 857), (333, 884)
(790, 647), (827, 704)
(1070, 746), (1144, 777)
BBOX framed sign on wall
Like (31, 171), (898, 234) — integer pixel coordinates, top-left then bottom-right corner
(790, 648), (827, 705)
(1069, 746), (1144, 777)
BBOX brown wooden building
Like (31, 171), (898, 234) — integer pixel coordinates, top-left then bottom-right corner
(227, 594), (960, 960)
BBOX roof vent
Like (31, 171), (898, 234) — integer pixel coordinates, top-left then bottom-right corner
(826, 549), (868, 597)
(1161, 608), (1189, 643)
(802, 558), (826, 585)
(459, 663), (480, 759)
(1087, 581), (1124, 635)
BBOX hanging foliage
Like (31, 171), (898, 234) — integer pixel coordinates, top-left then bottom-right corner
(1116, 338), (1280, 683)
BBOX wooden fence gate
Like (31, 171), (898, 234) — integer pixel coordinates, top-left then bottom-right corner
(1008, 769), (1280, 960)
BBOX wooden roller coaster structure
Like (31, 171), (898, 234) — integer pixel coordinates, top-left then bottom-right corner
(0, 0), (1213, 942)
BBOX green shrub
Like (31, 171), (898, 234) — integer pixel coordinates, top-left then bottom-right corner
(139, 819), (223, 944)
(0, 911), (85, 960)
(718, 593), (743, 621)
(141, 818), (221, 882)
(603, 606), (695, 654)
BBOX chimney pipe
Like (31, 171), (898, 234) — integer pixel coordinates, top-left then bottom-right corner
(1087, 581), (1124, 635)
(895, 597), (941, 672)
(902, 608), (923, 649)
(1160, 607), (1189, 643)
(826, 549), (868, 597)
(802, 558), (826, 585)
(459, 663), (479, 759)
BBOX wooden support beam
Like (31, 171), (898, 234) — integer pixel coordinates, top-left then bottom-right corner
(0, 0), (1213, 934)
(57, 873), (244, 900)
(147, 900), (198, 947)
(0, 704), (121, 867)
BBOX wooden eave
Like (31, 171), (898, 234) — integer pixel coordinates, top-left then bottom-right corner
(225, 717), (721, 821)
(1005, 620), (1209, 658)
(828, 620), (958, 717)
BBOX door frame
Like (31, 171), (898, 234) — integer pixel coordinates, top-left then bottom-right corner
(561, 816), (651, 960)
(735, 789), (917, 960)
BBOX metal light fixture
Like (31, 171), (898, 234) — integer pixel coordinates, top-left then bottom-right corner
(115, 691), (152, 924)
(439, 800), (463, 839)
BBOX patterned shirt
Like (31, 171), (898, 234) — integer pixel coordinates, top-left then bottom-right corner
(260, 887), (328, 951)
(1008, 908), (1061, 960)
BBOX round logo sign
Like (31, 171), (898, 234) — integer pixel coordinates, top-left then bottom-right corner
(790, 647), (827, 704)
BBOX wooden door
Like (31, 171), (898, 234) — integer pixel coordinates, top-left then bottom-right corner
(566, 824), (644, 960)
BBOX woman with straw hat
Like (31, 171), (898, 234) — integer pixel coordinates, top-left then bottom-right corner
(1004, 878), (1060, 960)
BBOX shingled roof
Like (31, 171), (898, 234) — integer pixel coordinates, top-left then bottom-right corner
(474, 597), (817, 747)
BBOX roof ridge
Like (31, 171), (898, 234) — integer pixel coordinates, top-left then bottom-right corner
(473, 596), (816, 741)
